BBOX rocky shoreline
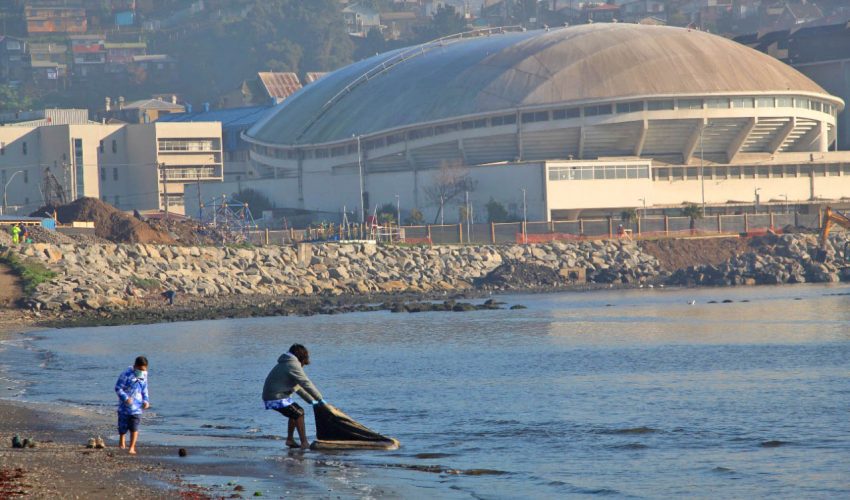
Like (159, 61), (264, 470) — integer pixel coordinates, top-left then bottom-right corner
(4, 232), (850, 328)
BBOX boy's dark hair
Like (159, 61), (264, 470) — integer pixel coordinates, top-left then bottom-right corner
(134, 356), (148, 368)
(288, 344), (309, 365)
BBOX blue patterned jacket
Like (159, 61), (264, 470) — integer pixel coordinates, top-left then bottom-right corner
(115, 367), (149, 415)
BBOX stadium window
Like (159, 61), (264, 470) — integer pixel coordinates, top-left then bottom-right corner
(113, 167), (118, 180)
(706, 98), (729, 109)
(731, 98), (754, 108)
(678, 99), (703, 110)
(112, 139), (117, 153)
(552, 109), (566, 120)
(584, 106), (598, 117)
(828, 164), (840, 176)
(785, 165), (798, 176)
(315, 148), (329, 158)
(686, 167), (698, 180)
(757, 166), (769, 178)
(331, 146), (346, 157)
(503, 114), (516, 124)
(434, 123), (458, 134)
(655, 168), (669, 180)
(771, 166), (783, 177)
(842, 164), (850, 175)
(521, 112), (535, 123)
(729, 166), (741, 177)
(473, 119), (487, 128)
(462, 120), (475, 129)
(795, 98), (809, 109)
(408, 127), (433, 140)
(287, 149), (297, 159)
(303, 149), (314, 159)
(776, 97), (792, 108)
(616, 101), (643, 113)
(799, 165), (812, 176)
(813, 164), (825, 177)
(810, 101), (822, 112)
(671, 167), (684, 179)
(535, 111), (549, 121)
(348, 143), (358, 154)
(743, 167), (755, 179)
(756, 97), (775, 108)
(648, 100), (674, 111)
(597, 105), (612, 116)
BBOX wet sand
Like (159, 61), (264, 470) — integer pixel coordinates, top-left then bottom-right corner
(0, 313), (198, 499)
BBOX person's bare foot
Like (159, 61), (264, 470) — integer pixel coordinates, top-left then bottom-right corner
(119, 444), (126, 449)
(128, 448), (137, 455)
(285, 439), (299, 448)
(300, 442), (309, 450)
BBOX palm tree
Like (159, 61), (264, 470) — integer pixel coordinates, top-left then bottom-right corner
(682, 204), (702, 232)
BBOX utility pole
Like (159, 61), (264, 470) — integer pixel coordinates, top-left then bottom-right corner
(522, 187), (527, 244)
(395, 193), (400, 226)
(196, 172), (202, 220)
(356, 135), (364, 223)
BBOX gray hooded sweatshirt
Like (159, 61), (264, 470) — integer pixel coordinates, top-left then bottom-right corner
(262, 353), (323, 404)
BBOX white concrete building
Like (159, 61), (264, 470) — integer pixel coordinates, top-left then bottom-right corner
(0, 120), (222, 215)
(206, 24), (849, 223)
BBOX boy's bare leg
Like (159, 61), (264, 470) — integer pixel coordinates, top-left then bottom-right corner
(119, 434), (127, 449)
(128, 431), (139, 454)
(295, 415), (309, 450)
(285, 419), (298, 447)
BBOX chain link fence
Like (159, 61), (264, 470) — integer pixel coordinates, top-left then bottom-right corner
(244, 211), (821, 246)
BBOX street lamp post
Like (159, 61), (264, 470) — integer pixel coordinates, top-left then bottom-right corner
(782, 193), (788, 214)
(754, 188), (761, 213)
(2, 170), (25, 216)
(395, 194), (400, 226)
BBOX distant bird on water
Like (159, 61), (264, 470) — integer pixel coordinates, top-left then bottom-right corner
(688, 300), (696, 305)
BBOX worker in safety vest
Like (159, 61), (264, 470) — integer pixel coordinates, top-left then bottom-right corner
(10, 224), (21, 244)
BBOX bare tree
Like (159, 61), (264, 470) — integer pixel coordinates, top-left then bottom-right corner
(423, 161), (477, 224)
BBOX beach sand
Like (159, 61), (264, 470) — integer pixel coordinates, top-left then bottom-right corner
(0, 311), (203, 499)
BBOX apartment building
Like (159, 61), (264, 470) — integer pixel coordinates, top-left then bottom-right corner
(0, 120), (222, 216)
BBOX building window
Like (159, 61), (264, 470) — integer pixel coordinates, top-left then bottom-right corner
(584, 104), (612, 116)
(706, 98), (729, 109)
(99, 140), (104, 153)
(648, 100), (674, 111)
(678, 99), (702, 110)
(756, 97), (775, 108)
(770, 166), (783, 177)
(23, 170), (28, 183)
(776, 97), (793, 108)
(731, 98), (754, 108)
(73, 138), (83, 198)
(100, 168), (105, 181)
(490, 114), (516, 126)
(686, 167), (698, 180)
(729, 166), (741, 177)
(521, 111), (549, 123)
(112, 140), (117, 153)
(616, 101), (643, 113)
(113, 167), (118, 181)
(22, 142), (27, 155)
(828, 164), (840, 176)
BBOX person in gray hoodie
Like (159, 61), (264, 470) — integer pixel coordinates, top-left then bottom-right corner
(262, 344), (324, 449)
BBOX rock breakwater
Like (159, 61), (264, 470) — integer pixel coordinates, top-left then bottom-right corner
(14, 240), (661, 312)
(667, 233), (850, 286)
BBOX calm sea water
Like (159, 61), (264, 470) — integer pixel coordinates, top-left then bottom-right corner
(1, 285), (849, 498)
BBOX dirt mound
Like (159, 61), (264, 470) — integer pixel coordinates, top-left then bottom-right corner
(146, 217), (230, 246)
(639, 236), (755, 272)
(475, 261), (563, 290)
(31, 198), (174, 245)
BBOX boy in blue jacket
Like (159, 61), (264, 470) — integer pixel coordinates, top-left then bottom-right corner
(114, 356), (150, 455)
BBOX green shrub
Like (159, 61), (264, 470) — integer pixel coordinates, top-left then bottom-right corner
(0, 251), (58, 296)
(129, 276), (160, 291)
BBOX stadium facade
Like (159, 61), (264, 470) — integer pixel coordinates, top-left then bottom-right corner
(196, 23), (850, 223)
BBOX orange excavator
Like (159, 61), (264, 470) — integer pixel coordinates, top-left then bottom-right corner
(816, 206), (850, 262)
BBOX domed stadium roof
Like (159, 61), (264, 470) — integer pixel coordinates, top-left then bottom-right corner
(247, 23), (833, 146)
